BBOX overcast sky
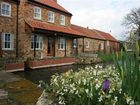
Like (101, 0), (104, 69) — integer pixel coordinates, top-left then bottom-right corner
(58, 0), (140, 40)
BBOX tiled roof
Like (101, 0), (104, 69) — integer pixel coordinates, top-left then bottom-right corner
(71, 24), (118, 42)
(94, 30), (118, 42)
(71, 25), (106, 40)
(26, 20), (84, 37)
(32, 0), (72, 15)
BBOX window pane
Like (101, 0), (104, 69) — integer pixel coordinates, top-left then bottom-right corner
(1, 3), (10, 16)
(31, 35), (42, 49)
(48, 12), (54, 22)
(34, 7), (41, 19)
(36, 42), (39, 48)
(6, 5), (9, 10)
(59, 37), (65, 50)
(6, 10), (9, 15)
(7, 42), (10, 48)
(31, 43), (34, 49)
(60, 15), (65, 25)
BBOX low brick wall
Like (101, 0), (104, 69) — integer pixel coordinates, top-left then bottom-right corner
(5, 63), (24, 72)
(3, 57), (76, 72)
(27, 57), (76, 69)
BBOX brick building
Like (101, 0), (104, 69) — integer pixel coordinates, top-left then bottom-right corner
(71, 25), (119, 54)
(0, 0), (18, 57)
(0, 0), (119, 60)
(0, 0), (85, 59)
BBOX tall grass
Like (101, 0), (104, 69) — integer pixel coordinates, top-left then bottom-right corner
(98, 53), (115, 62)
(114, 41), (140, 104)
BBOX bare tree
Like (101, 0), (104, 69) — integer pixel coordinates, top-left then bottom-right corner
(123, 7), (140, 47)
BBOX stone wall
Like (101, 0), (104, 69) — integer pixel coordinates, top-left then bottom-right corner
(19, 24), (74, 59)
(55, 36), (73, 57)
(78, 38), (105, 54)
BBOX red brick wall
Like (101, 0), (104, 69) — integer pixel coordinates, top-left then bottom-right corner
(17, 0), (73, 58)
(25, 1), (71, 28)
(5, 63), (24, 71)
(0, 0), (17, 57)
(28, 57), (75, 69)
(105, 41), (120, 54)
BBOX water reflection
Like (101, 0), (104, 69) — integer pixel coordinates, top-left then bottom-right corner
(14, 64), (89, 85)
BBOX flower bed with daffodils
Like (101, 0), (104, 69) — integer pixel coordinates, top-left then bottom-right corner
(38, 65), (136, 105)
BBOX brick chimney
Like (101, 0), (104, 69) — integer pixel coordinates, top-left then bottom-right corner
(53, 0), (57, 3)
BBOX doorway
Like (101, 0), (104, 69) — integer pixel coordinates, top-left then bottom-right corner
(47, 37), (54, 56)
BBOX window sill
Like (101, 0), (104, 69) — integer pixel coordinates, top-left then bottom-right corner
(31, 49), (43, 51)
(0, 15), (12, 18)
(86, 47), (89, 49)
(60, 24), (66, 26)
(2, 48), (14, 51)
(34, 17), (42, 20)
(48, 21), (55, 24)
(58, 49), (65, 51)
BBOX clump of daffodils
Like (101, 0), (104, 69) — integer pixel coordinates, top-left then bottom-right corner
(40, 65), (136, 105)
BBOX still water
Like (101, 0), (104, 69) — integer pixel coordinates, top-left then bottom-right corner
(14, 64), (90, 85)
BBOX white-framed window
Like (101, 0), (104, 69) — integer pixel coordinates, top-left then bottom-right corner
(48, 11), (55, 23)
(107, 41), (110, 46)
(73, 38), (77, 48)
(58, 37), (65, 50)
(86, 41), (90, 48)
(2, 33), (14, 50)
(34, 7), (41, 20)
(60, 15), (65, 25)
(31, 34), (43, 50)
(101, 43), (104, 50)
(1, 2), (11, 17)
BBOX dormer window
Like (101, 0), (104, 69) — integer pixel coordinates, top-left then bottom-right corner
(1, 2), (11, 17)
(60, 15), (65, 25)
(34, 7), (41, 20)
(48, 11), (55, 23)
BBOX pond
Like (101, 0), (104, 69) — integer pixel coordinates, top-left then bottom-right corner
(14, 64), (91, 85)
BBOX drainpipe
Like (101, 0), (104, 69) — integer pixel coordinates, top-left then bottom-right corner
(16, 0), (19, 58)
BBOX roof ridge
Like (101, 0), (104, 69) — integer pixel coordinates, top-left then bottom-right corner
(92, 28), (110, 35)
(32, 0), (72, 15)
(72, 24), (92, 31)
